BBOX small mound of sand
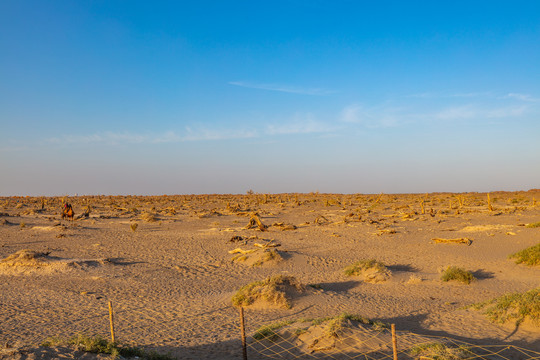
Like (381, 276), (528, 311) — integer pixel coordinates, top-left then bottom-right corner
(232, 275), (305, 309)
(231, 248), (284, 267)
(344, 259), (392, 283)
(0, 250), (108, 275)
(1, 249), (52, 266)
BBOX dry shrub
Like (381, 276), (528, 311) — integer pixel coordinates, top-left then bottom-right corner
(140, 212), (157, 222)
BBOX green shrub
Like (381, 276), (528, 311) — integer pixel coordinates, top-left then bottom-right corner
(471, 288), (540, 326)
(42, 334), (173, 360)
(509, 243), (540, 266)
(344, 259), (387, 276)
(440, 266), (475, 284)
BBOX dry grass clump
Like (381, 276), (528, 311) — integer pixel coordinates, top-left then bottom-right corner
(409, 342), (473, 360)
(509, 243), (540, 266)
(525, 222), (540, 228)
(232, 275), (304, 309)
(140, 212), (157, 222)
(440, 266), (475, 284)
(471, 288), (540, 326)
(130, 222), (139, 232)
(343, 259), (391, 283)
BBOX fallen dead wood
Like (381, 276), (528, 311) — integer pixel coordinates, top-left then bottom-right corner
(314, 215), (330, 225)
(228, 248), (257, 255)
(254, 242), (281, 249)
(431, 238), (472, 246)
(244, 213), (268, 231)
(272, 222), (297, 231)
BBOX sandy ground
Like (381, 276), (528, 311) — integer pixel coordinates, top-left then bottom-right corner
(0, 192), (538, 359)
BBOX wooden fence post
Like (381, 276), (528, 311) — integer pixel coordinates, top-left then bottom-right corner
(391, 323), (398, 360)
(108, 301), (116, 343)
(239, 307), (247, 360)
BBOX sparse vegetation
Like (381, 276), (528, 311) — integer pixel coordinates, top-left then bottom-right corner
(409, 342), (473, 359)
(325, 313), (384, 337)
(471, 288), (540, 326)
(440, 266), (475, 284)
(526, 222), (540, 228)
(509, 243), (540, 266)
(252, 313), (386, 342)
(253, 320), (294, 341)
(41, 334), (174, 360)
(130, 222), (138, 232)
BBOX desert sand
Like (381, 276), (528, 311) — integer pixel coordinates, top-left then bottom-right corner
(0, 191), (538, 359)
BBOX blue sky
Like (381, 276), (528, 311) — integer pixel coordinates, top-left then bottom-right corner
(1, 1), (539, 195)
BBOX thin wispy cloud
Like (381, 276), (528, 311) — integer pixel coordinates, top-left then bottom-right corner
(339, 98), (532, 128)
(0, 145), (29, 152)
(47, 128), (258, 146)
(48, 132), (148, 145)
(504, 93), (540, 102)
(265, 113), (336, 135)
(435, 105), (528, 120)
(182, 127), (258, 141)
(229, 81), (334, 95)
(406, 91), (492, 99)
(340, 104), (404, 128)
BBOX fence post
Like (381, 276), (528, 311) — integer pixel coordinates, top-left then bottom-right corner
(391, 323), (398, 360)
(239, 307), (248, 360)
(108, 301), (116, 344)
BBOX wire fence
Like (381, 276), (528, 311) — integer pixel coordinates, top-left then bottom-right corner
(241, 309), (540, 360)
(1, 300), (539, 360)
